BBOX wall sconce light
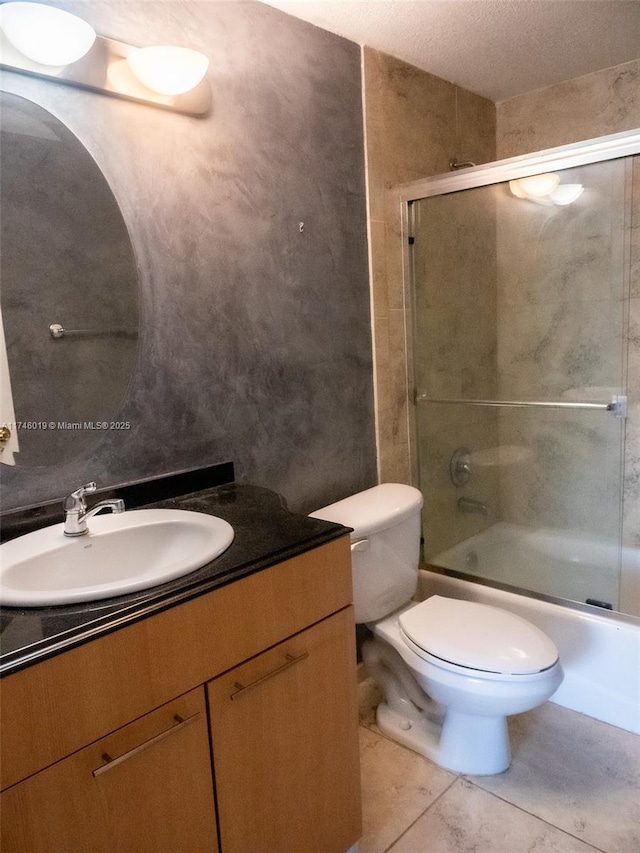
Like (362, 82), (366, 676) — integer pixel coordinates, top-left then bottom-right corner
(127, 46), (209, 96)
(509, 173), (584, 206)
(0, 2), (95, 66)
(0, 2), (211, 116)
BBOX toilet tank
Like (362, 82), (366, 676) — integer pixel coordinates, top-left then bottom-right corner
(310, 484), (423, 624)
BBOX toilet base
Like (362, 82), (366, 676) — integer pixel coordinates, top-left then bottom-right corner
(376, 700), (511, 776)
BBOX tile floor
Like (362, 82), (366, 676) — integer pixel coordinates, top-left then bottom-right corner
(357, 678), (640, 853)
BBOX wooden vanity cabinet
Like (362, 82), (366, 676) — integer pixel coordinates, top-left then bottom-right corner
(0, 536), (361, 853)
(1, 688), (218, 853)
(208, 606), (360, 853)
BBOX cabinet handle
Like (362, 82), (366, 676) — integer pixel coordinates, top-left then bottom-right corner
(92, 713), (200, 777)
(230, 651), (309, 700)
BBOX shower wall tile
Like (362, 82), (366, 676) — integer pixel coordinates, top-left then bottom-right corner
(497, 411), (623, 539)
(455, 85), (497, 167)
(497, 299), (624, 401)
(632, 157), (640, 299)
(495, 160), (628, 309)
(629, 298), (640, 397)
(362, 47), (496, 486)
(626, 168), (640, 608)
(624, 299), (640, 560)
(496, 59), (640, 159)
(496, 64), (639, 608)
(369, 221), (390, 319)
(410, 178), (499, 555)
(418, 406), (501, 559)
(364, 49), (457, 200)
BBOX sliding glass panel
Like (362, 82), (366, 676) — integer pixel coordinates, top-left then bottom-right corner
(411, 156), (630, 613)
(417, 402), (624, 610)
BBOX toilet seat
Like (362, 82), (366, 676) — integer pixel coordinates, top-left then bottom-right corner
(398, 596), (559, 675)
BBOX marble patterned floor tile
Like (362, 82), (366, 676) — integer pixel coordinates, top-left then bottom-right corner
(470, 703), (640, 853)
(359, 726), (456, 853)
(387, 778), (601, 853)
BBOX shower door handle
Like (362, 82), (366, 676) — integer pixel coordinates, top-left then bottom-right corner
(415, 393), (628, 419)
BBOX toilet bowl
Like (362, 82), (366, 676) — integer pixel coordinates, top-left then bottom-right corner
(310, 484), (563, 775)
(365, 597), (563, 774)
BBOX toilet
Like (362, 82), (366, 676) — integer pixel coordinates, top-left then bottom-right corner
(310, 483), (563, 775)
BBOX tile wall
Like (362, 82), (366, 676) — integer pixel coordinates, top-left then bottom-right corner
(364, 52), (639, 611)
(362, 47), (496, 486)
(496, 60), (640, 612)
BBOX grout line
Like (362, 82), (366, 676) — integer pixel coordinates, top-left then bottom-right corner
(360, 720), (617, 853)
(460, 779), (612, 853)
(381, 777), (459, 853)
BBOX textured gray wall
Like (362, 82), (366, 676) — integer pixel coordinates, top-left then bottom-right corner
(0, 1), (376, 513)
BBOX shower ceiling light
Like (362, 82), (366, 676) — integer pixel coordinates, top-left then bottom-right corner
(0, 2), (96, 66)
(509, 174), (584, 207)
(547, 183), (584, 205)
(509, 173), (560, 199)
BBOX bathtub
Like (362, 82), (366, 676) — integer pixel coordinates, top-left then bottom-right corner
(418, 526), (640, 734)
(431, 521), (640, 613)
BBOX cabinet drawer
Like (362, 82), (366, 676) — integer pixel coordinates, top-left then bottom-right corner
(208, 606), (362, 853)
(1, 687), (218, 853)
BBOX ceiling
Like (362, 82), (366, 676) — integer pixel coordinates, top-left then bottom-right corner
(261, 1), (640, 102)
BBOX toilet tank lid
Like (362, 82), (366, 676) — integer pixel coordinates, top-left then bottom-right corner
(399, 596), (559, 675)
(309, 483), (423, 538)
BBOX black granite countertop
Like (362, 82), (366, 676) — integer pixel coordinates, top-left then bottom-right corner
(0, 481), (348, 677)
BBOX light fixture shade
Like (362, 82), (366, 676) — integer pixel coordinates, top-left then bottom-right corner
(127, 46), (209, 96)
(0, 2), (96, 66)
(509, 173), (561, 199)
(548, 183), (584, 205)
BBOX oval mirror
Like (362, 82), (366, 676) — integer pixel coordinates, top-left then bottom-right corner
(0, 92), (139, 468)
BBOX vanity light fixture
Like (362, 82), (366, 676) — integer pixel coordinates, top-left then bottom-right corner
(0, 2), (95, 66)
(545, 183), (584, 205)
(509, 173), (584, 207)
(0, 2), (211, 116)
(127, 46), (209, 97)
(509, 173), (560, 199)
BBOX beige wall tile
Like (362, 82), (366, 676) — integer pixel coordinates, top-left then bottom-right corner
(632, 156), (640, 299)
(496, 59), (640, 159)
(365, 48), (637, 613)
(455, 85), (496, 167)
(495, 62), (639, 610)
(369, 220), (389, 320)
(378, 441), (412, 485)
(363, 47), (495, 488)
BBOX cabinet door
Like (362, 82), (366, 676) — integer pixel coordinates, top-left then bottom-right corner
(208, 606), (361, 853)
(1, 687), (218, 853)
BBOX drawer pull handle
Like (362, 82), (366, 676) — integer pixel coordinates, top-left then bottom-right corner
(92, 712), (200, 777)
(230, 651), (309, 700)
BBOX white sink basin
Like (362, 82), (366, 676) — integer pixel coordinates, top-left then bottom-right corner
(0, 509), (235, 607)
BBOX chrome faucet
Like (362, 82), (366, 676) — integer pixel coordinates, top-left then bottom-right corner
(63, 482), (125, 537)
(457, 496), (489, 517)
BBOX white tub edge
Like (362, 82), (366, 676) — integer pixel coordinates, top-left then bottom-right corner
(417, 569), (640, 735)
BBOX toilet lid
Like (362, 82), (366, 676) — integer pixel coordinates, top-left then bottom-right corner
(399, 596), (559, 675)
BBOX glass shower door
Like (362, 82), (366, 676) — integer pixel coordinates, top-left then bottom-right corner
(411, 156), (630, 612)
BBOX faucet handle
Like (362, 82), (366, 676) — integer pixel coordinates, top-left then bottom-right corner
(64, 482), (97, 511)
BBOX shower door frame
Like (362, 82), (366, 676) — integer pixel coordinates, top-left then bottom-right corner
(395, 127), (640, 615)
(396, 128), (640, 202)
